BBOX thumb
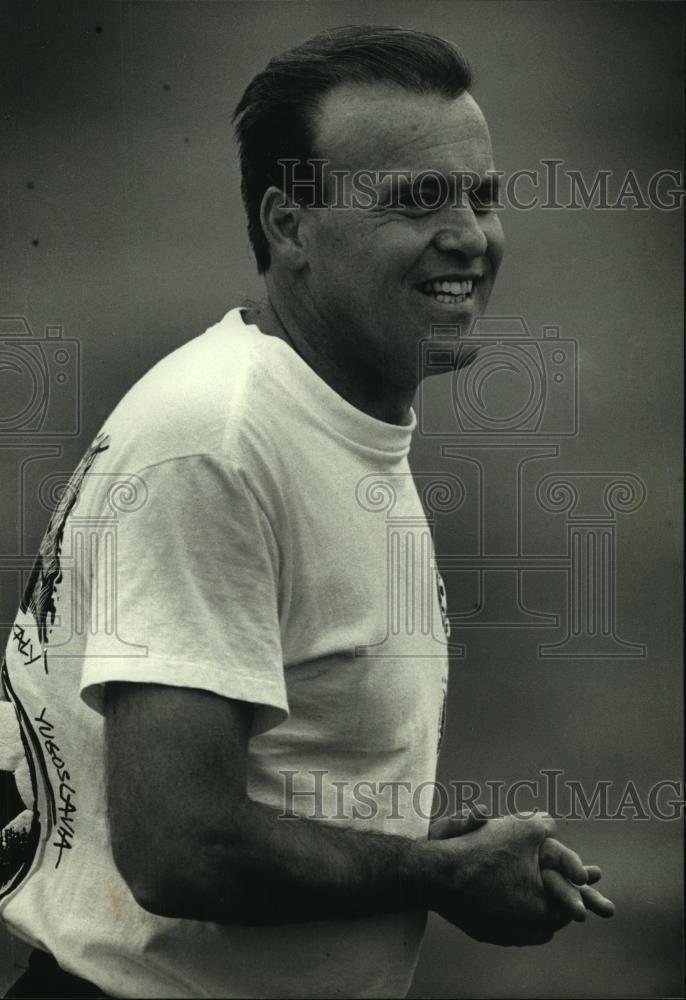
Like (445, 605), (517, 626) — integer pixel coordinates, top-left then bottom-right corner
(429, 805), (488, 840)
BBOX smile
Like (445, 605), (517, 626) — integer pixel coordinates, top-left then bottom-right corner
(418, 277), (474, 304)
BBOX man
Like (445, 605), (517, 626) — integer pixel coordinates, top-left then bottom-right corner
(0, 25), (613, 999)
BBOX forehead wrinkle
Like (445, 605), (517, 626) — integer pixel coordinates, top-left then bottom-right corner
(320, 135), (494, 184)
(393, 135), (493, 167)
(317, 94), (493, 176)
(372, 127), (491, 166)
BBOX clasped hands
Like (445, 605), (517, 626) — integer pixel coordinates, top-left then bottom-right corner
(427, 808), (614, 947)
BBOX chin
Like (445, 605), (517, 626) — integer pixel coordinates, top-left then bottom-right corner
(454, 344), (480, 369)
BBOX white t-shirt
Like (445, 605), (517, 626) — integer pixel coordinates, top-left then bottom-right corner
(0, 308), (451, 998)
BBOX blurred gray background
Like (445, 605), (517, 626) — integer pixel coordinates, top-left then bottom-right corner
(0, 1), (682, 996)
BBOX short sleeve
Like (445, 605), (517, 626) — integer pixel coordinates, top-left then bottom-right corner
(80, 454), (288, 736)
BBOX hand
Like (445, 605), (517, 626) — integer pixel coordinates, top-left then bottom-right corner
(429, 809), (615, 923)
(539, 840), (615, 920)
(423, 812), (576, 946)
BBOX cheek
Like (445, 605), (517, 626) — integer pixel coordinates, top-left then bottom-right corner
(310, 217), (372, 279)
(310, 216), (423, 298)
(485, 216), (505, 270)
(317, 208), (371, 247)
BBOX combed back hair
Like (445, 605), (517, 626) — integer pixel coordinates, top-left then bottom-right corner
(232, 24), (473, 273)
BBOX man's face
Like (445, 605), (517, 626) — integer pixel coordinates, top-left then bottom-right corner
(297, 82), (504, 385)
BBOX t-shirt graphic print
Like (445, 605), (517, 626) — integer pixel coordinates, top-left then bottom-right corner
(0, 433), (110, 900)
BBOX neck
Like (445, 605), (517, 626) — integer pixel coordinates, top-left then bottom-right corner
(243, 291), (416, 426)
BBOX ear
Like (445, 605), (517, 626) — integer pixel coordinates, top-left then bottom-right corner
(259, 186), (309, 271)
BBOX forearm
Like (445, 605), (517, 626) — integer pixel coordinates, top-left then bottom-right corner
(141, 797), (440, 926)
(106, 686), (446, 926)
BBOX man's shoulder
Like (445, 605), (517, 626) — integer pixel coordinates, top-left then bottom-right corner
(101, 308), (272, 471)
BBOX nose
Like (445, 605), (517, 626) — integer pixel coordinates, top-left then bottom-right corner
(432, 206), (488, 259)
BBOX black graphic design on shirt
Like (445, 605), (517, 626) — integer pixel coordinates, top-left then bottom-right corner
(1, 433), (109, 900)
(21, 433), (110, 665)
(435, 569), (451, 641)
(437, 674), (448, 755)
(434, 569), (450, 754)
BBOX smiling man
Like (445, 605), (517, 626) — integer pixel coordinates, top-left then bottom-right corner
(1, 25), (613, 1000)
(254, 79), (503, 425)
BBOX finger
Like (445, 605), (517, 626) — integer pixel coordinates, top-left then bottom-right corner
(584, 865), (602, 885)
(428, 816), (455, 840)
(455, 808), (489, 835)
(539, 837), (588, 885)
(428, 815), (453, 840)
(457, 802), (490, 831)
(541, 868), (587, 923)
(514, 810), (557, 840)
(470, 802), (490, 821)
(428, 809), (488, 840)
(580, 884), (615, 918)
(539, 812), (557, 837)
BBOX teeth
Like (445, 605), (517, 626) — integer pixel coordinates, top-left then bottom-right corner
(427, 278), (473, 295)
(423, 278), (474, 300)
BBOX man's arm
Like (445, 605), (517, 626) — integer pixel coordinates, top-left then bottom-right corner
(106, 683), (423, 925)
(104, 683), (604, 943)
